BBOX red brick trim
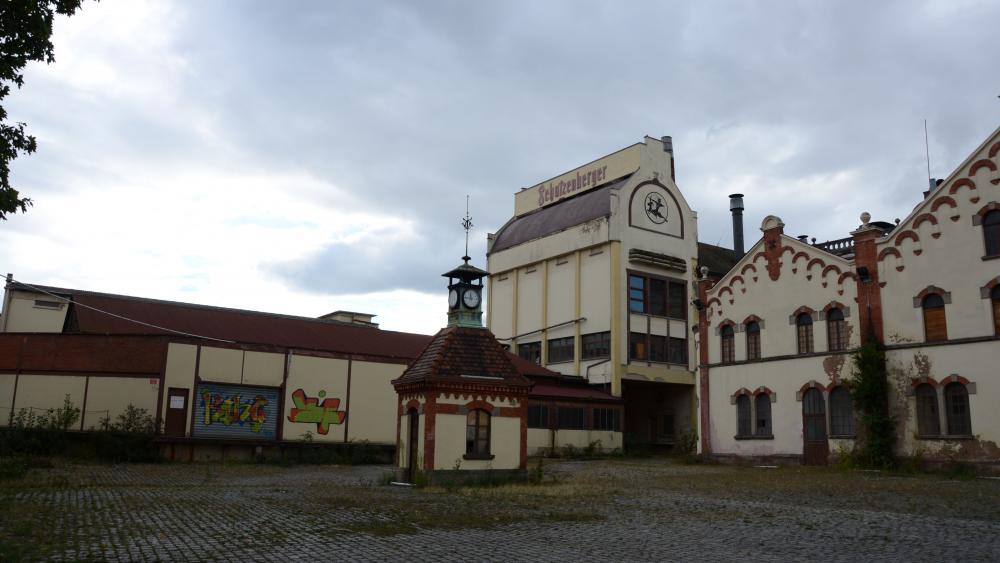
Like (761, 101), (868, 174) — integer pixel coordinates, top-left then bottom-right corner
(731, 387), (752, 399)
(740, 263), (758, 276)
(822, 264), (842, 278)
(727, 275), (745, 288)
(913, 213), (938, 229)
(791, 305), (816, 317)
(878, 247), (902, 261)
(706, 297), (722, 308)
(911, 376), (940, 388)
(718, 286), (733, 298)
(915, 285), (950, 302)
(837, 271), (857, 285)
(982, 276), (1000, 298)
(894, 230), (920, 246)
(752, 386), (774, 397)
(742, 314), (763, 326)
(930, 195), (958, 213)
(822, 301), (847, 314)
(697, 277), (714, 455)
(465, 400), (495, 413)
(424, 392), (437, 472)
(940, 374), (970, 386)
(948, 177), (976, 195)
(806, 257), (826, 272)
(971, 201), (999, 226)
(990, 142), (1000, 159)
(970, 158), (997, 176)
(792, 251), (811, 265)
(798, 380), (827, 394)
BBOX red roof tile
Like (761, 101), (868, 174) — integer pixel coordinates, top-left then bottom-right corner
(394, 326), (532, 388)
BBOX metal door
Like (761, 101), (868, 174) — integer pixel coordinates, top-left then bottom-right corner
(802, 388), (828, 465)
(164, 388), (189, 436)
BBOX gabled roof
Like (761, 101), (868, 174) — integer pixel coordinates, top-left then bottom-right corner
(697, 243), (740, 278)
(393, 326), (532, 388)
(490, 178), (628, 253)
(7, 282), (432, 361)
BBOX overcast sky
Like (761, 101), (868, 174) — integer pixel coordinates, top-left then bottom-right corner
(3, 0), (998, 335)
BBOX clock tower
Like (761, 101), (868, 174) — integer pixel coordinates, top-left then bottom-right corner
(444, 257), (487, 328)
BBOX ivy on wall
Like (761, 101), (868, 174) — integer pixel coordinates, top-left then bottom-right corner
(847, 339), (896, 468)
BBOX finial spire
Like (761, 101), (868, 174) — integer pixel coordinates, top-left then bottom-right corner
(462, 195), (473, 263)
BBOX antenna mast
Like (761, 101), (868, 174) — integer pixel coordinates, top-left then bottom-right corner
(924, 119), (932, 187)
(462, 195), (473, 263)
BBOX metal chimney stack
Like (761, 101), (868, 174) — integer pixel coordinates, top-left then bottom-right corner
(729, 193), (745, 255)
(661, 136), (675, 182)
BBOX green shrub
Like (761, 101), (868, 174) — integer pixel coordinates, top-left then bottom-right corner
(528, 457), (544, 485)
(845, 339), (896, 469)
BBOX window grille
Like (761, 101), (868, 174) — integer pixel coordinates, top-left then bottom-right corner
(592, 408), (620, 431)
(547, 337), (574, 363)
(557, 406), (587, 430)
(629, 332), (647, 361)
(796, 313), (814, 354)
(944, 383), (972, 436)
(736, 395), (751, 437)
(517, 341), (541, 364)
(627, 273), (686, 320)
(720, 325), (735, 363)
(581, 332), (611, 359)
(527, 404), (549, 429)
(649, 334), (667, 362)
(826, 308), (847, 351)
(754, 394), (772, 437)
(466, 409), (491, 455)
(629, 275), (646, 313)
(668, 337), (687, 365)
(829, 386), (855, 436)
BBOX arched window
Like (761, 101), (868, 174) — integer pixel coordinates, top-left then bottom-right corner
(796, 313), (814, 354)
(827, 308), (847, 351)
(984, 210), (1000, 257)
(746, 321), (761, 361)
(754, 394), (772, 437)
(829, 386), (855, 436)
(466, 409), (491, 456)
(991, 285), (1000, 336)
(922, 294), (947, 342)
(915, 384), (940, 437)
(944, 383), (972, 436)
(736, 395), (751, 438)
(720, 325), (735, 363)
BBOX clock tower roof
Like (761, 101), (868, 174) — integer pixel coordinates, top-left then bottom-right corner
(442, 259), (488, 283)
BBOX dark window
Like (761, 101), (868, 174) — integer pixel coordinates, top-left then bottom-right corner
(628, 273), (686, 319)
(557, 406), (586, 430)
(527, 404), (549, 429)
(629, 332), (647, 361)
(944, 383), (971, 436)
(668, 337), (687, 365)
(796, 313), (814, 354)
(667, 281), (687, 319)
(915, 384), (940, 436)
(746, 321), (761, 361)
(466, 409), (490, 455)
(649, 334), (667, 362)
(922, 294), (947, 342)
(991, 285), (1000, 336)
(581, 332), (610, 359)
(802, 388), (827, 441)
(720, 325), (735, 363)
(649, 278), (667, 316)
(829, 386), (855, 436)
(661, 414), (675, 437)
(518, 341), (541, 364)
(33, 299), (62, 309)
(547, 337), (574, 363)
(754, 394), (772, 437)
(984, 210), (1000, 257)
(592, 408), (620, 431)
(827, 308), (847, 351)
(736, 395), (751, 437)
(629, 275), (646, 313)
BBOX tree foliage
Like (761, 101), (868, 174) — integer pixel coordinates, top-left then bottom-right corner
(847, 338), (896, 469)
(0, 0), (88, 220)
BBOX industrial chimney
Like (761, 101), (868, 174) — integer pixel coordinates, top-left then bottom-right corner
(661, 136), (675, 182)
(729, 193), (745, 255)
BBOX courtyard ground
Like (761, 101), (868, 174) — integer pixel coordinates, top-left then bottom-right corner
(0, 457), (998, 562)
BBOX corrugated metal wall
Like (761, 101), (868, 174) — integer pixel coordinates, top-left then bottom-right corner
(192, 383), (279, 440)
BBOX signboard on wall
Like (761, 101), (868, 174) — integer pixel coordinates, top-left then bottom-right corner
(193, 383), (279, 440)
(513, 143), (642, 216)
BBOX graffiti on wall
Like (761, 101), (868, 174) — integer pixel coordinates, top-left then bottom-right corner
(193, 384), (279, 440)
(287, 389), (346, 435)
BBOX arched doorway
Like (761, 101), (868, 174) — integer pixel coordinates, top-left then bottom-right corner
(802, 388), (828, 465)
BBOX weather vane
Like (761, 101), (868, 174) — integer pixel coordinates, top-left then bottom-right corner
(462, 195), (473, 262)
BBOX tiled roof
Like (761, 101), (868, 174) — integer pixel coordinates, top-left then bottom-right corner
(697, 242), (740, 278)
(490, 179), (628, 253)
(394, 326), (532, 388)
(529, 380), (621, 402)
(8, 283), (432, 362)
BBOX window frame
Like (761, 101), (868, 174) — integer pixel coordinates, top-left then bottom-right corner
(828, 386), (856, 437)
(720, 324), (735, 364)
(592, 407), (621, 432)
(826, 308), (847, 352)
(745, 321), (761, 361)
(736, 395), (752, 438)
(915, 383), (940, 437)
(465, 409), (492, 459)
(754, 394), (772, 438)
(527, 403), (550, 429)
(629, 332), (687, 366)
(546, 336), (575, 364)
(796, 313), (814, 355)
(581, 331), (611, 360)
(517, 341), (541, 365)
(944, 382), (972, 436)
(983, 209), (1000, 257)
(922, 294), (948, 342)
(556, 406), (587, 430)
(627, 271), (687, 320)
(991, 285), (1000, 337)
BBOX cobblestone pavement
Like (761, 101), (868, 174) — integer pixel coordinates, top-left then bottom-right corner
(2, 459), (999, 562)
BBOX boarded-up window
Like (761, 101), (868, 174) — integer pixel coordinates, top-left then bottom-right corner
(829, 386), (855, 436)
(736, 395), (751, 437)
(992, 286), (1000, 336)
(922, 294), (947, 342)
(796, 313), (814, 354)
(944, 383), (972, 436)
(984, 210), (1000, 257)
(746, 321), (761, 361)
(754, 394), (772, 437)
(915, 384), (940, 436)
(720, 325), (735, 363)
(466, 409), (491, 455)
(527, 404), (549, 428)
(629, 332), (647, 361)
(827, 308), (847, 351)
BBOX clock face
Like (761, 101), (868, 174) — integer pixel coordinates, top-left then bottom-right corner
(448, 289), (459, 309)
(462, 288), (481, 309)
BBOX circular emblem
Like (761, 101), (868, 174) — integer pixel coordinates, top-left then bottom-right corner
(644, 192), (667, 224)
(462, 288), (481, 309)
(448, 289), (459, 309)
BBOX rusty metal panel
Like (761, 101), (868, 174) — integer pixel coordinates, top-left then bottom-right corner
(193, 383), (279, 440)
